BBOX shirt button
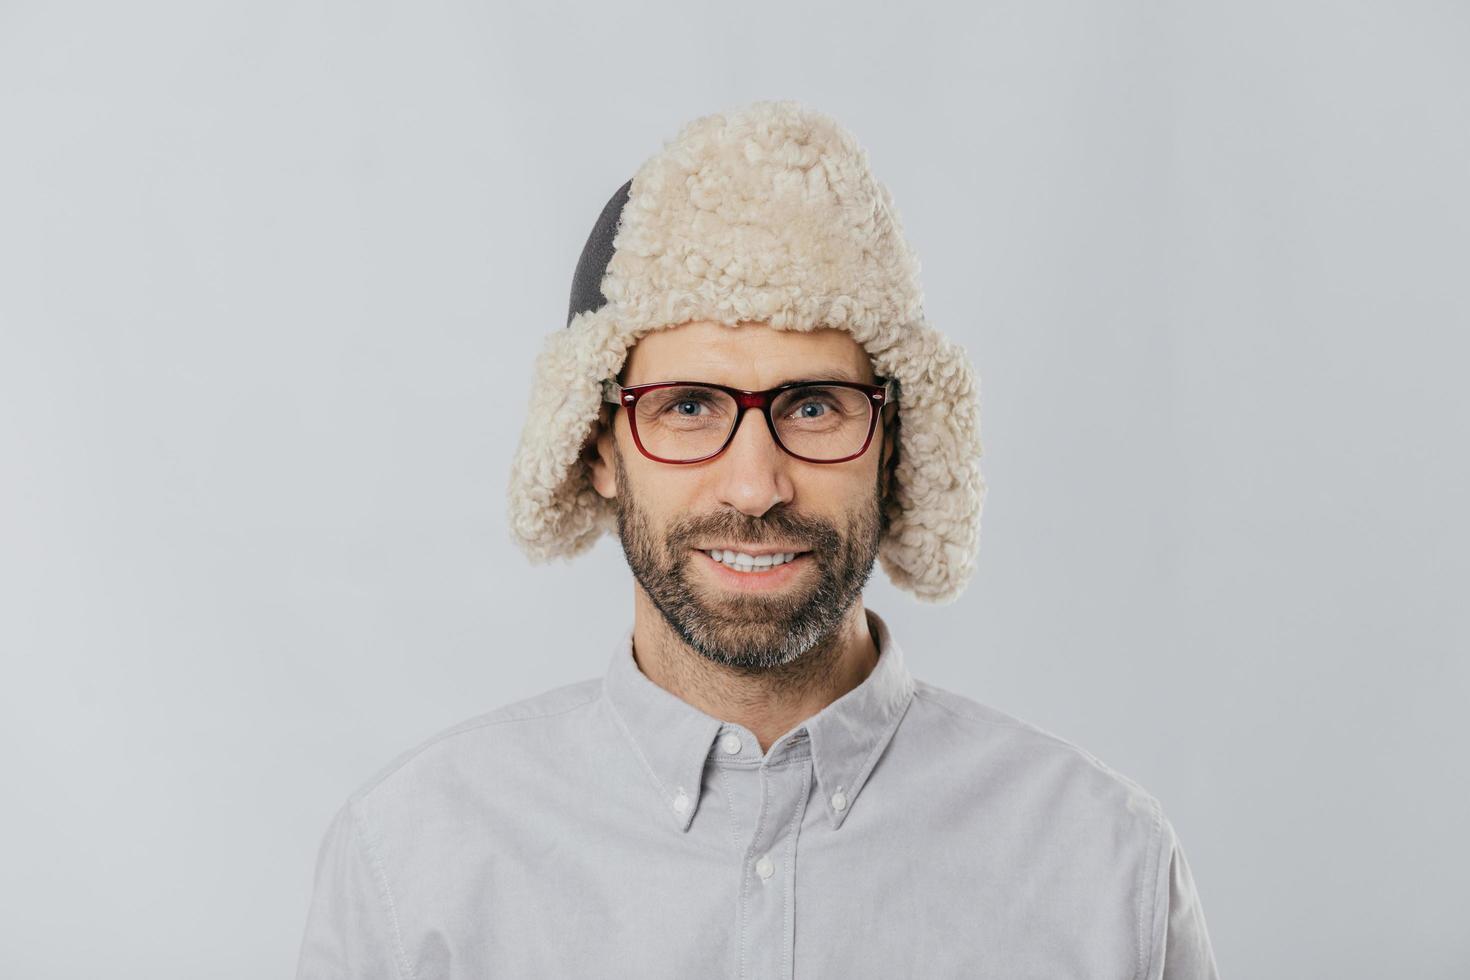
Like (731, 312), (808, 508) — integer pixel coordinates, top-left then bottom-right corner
(720, 733), (742, 755)
(672, 790), (691, 814)
(755, 855), (775, 880)
(831, 790), (848, 811)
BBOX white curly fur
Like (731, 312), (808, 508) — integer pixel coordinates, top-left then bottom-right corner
(506, 99), (986, 603)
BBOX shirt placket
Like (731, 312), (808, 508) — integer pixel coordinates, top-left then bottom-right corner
(736, 747), (813, 980)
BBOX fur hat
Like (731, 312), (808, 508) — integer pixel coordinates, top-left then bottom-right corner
(506, 99), (986, 603)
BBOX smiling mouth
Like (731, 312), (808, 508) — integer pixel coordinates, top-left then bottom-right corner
(696, 548), (808, 573)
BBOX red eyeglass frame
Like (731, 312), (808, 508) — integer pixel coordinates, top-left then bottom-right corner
(601, 376), (898, 465)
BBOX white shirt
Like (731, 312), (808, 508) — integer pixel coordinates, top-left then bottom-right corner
(294, 606), (1221, 978)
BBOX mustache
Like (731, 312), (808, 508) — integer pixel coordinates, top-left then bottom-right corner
(669, 515), (841, 555)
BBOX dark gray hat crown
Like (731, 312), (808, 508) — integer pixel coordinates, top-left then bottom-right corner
(567, 179), (633, 328)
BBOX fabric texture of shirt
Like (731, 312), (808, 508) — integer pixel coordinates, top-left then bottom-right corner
(294, 607), (1221, 979)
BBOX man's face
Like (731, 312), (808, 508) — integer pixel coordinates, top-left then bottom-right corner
(586, 320), (898, 674)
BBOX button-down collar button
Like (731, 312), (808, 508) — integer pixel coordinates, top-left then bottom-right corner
(755, 855), (775, 880)
(720, 733), (742, 755)
(831, 789), (848, 812)
(672, 789), (691, 814)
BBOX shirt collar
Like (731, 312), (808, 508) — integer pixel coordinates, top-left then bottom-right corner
(601, 606), (916, 833)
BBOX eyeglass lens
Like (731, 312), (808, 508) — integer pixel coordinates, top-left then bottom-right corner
(632, 385), (873, 462)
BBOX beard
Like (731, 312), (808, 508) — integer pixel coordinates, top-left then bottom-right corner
(611, 440), (890, 675)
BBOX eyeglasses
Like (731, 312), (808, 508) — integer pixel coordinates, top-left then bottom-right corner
(602, 377), (898, 464)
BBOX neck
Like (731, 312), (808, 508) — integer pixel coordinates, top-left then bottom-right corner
(629, 585), (880, 754)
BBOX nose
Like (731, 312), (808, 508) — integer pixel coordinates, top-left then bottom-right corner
(713, 405), (794, 517)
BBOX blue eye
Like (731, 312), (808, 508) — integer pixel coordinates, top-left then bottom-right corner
(785, 394), (842, 420)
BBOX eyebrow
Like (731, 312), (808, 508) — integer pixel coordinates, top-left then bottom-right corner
(778, 367), (865, 385)
(624, 367), (871, 387)
(727, 367), (868, 386)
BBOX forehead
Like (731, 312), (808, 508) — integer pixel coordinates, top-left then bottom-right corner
(622, 320), (875, 385)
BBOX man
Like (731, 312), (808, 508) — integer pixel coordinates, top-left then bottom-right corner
(294, 99), (1220, 978)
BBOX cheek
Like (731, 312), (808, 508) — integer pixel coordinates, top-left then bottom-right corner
(805, 471), (879, 512)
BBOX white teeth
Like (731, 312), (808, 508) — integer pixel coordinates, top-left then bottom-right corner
(705, 549), (799, 571)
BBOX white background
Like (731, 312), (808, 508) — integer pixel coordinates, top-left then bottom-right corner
(2, 1), (1466, 976)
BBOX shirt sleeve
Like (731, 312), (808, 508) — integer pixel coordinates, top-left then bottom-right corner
(293, 800), (408, 980)
(1148, 814), (1222, 980)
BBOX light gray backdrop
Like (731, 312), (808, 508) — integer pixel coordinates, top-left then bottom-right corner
(2, 1), (1466, 976)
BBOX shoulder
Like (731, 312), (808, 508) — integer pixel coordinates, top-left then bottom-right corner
(905, 681), (1197, 976)
(907, 677), (1165, 833)
(345, 676), (604, 811)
